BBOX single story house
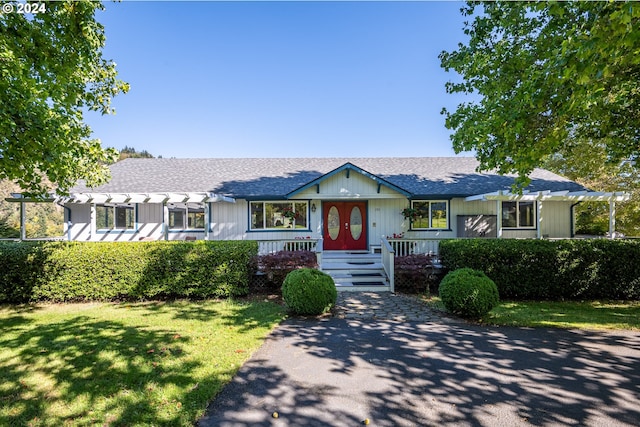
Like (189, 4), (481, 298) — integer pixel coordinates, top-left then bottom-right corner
(7, 157), (629, 291)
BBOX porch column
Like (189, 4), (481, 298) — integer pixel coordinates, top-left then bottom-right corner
(19, 201), (26, 240)
(609, 198), (616, 238)
(89, 204), (96, 240)
(204, 202), (210, 240)
(496, 200), (503, 238)
(163, 202), (169, 241)
(536, 198), (543, 239)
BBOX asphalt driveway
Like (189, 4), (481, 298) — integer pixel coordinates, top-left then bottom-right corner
(198, 317), (640, 427)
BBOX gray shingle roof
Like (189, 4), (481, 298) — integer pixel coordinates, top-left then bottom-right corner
(71, 157), (586, 198)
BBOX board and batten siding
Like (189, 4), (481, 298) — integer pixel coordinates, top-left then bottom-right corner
(67, 204), (91, 241)
(293, 170), (407, 200)
(210, 199), (324, 241)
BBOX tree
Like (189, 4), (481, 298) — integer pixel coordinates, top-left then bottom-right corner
(544, 144), (640, 236)
(440, 1), (640, 187)
(118, 146), (155, 161)
(0, 0), (128, 198)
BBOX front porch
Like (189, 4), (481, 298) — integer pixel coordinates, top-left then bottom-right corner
(257, 237), (444, 293)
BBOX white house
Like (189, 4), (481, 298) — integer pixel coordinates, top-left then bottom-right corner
(8, 157), (628, 291)
(56, 157), (627, 243)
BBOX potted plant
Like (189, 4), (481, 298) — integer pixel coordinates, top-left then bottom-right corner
(282, 207), (299, 221)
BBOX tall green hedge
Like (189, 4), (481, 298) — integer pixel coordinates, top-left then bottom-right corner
(439, 239), (640, 300)
(0, 240), (258, 303)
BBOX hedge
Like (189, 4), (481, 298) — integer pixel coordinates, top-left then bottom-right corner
(439, 239), (640, 300)
(0, 240), (258, 303)
(254, 250), (318, 289)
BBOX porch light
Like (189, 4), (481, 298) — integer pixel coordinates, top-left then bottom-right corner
(311, 203), (316, 213)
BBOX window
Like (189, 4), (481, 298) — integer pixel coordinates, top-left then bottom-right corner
(249, 201), (308, 230)
(502, 201), (536, 228)
(168, 204), (205, 230)
(96, 204), (135, 230)
(411, 201), (449, 230)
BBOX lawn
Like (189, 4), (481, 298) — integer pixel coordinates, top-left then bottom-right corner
(424, 298), (640, 330)
(0, 299), (286, 426)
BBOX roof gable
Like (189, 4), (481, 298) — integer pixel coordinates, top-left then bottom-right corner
(287, 162), (411, 198)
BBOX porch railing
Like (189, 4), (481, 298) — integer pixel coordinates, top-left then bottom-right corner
(257, 239), (319, 255)
(381, 237), (395, 292)
(387, 238), (445, 257)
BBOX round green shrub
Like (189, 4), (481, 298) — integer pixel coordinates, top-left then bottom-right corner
(438, 268), (499, 319)
(282, 268), (337, 315)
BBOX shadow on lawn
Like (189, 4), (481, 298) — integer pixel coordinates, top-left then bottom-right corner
(115, 299), (286, 334)
(199, 318), (640, 426)
(0, 314), (228, 426)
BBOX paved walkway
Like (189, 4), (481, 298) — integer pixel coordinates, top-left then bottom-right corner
(334, 291), (458, 323)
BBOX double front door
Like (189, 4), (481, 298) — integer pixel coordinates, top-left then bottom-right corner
(323, 201), (367, 250)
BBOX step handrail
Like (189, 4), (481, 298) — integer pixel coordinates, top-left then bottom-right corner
(381, 237), (395, 292)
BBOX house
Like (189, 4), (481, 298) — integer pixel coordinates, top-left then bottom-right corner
(7, 157), (629, 291)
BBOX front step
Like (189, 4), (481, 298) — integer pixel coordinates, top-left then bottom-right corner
(321, 251), (390, 291)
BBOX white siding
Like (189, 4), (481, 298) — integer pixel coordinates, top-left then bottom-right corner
(136, 203), (164, 240)
(64, 195), (574, 241)
(67, 204), (91, 241)
(368, 199), (407, 243)
(211, 200), (323, 241)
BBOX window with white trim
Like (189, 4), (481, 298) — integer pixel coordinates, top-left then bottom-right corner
(96, 204), (135, 230)
(168, 203), (205, 230)
(249, 201), (308, 230)
(411, 200), (449, 230)
(502, 201), (536, 228)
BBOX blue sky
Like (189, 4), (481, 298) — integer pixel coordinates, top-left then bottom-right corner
(85, 1), (473, 159)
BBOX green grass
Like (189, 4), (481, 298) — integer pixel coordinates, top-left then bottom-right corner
(423, 297), (640, 330)
(0, 299), (286, 426)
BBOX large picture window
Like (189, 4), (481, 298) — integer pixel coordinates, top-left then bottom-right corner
(250, 201), (308, 230)
(168, 204), (205, 230)
(502, 201), (536, 228)
(411, 201), (449, 230)
(96, 204), (135, 230)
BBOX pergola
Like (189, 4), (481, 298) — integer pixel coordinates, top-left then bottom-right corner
(7, 192), (235, 240)
(465, 190), (631, 238)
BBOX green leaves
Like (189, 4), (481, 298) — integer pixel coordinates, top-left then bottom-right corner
(0, 0), (128, 198)
(441, 1), (640, 188)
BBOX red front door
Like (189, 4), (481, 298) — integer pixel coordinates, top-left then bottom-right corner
(323, 201), (367, 250)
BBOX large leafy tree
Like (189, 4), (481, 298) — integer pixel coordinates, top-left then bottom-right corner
(0, 0), (128, 197)
(440, 1), (640, 187)
(544, 144), (640, 236)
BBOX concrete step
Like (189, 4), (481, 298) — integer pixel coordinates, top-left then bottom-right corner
(334, 280), (390, 292)
(323, 254), (380, 263)
(320, 251), (389, 292)
(321, 262), (384, 271)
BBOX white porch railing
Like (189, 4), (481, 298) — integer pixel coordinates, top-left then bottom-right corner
(387, 238), (445, 257)
(257, 239), (319, 255)
(381, 237), (395, 292)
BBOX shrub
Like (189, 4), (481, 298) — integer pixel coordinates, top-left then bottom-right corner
(0, 240), (258, 302)
(439, 239), (640, 300)
(0, 241), (54, 302)
(394, 254), (438, 294)
(256, 250), (318, 289)
(281, 268), (337, 315)
(439, 268), (499, 319)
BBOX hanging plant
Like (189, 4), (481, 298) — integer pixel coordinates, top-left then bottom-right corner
(401, 207), (419, 222)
